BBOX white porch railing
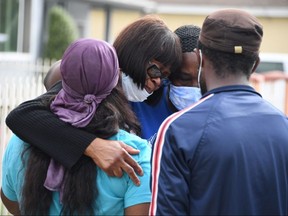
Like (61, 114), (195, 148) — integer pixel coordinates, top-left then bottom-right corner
(0, 59), (51, 215)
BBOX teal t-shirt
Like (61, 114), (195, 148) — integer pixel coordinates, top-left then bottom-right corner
(2, 130), (151, 215)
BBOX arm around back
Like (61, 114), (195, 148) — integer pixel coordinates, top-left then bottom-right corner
(5, 82), (143, 183)
(5, 81), (96, 168)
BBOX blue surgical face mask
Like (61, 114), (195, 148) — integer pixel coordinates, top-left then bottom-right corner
(169, 84), (202, 110)
(121, 73), (152, 102)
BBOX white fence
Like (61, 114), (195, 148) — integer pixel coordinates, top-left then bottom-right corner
(250, 71), (288, 115)
(0, 59), (52, 215)
(0, 61), (287, 214)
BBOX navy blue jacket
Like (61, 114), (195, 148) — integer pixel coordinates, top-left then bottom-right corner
(150, 85), (288, 215)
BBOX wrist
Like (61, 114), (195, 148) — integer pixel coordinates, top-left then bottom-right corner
(84, 137), (101, 157)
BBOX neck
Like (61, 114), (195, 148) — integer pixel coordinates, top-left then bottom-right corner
(207, 74), (250, 91)
(204, 63), (250, 91)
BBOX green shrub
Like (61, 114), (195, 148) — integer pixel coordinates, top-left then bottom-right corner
(44, 5), (79, 60)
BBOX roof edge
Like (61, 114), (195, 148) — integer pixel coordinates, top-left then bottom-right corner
(87, 0), (156, 11)
(155, 4), (288, 18)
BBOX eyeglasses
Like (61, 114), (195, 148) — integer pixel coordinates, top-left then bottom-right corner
(147, 64), (170, 79)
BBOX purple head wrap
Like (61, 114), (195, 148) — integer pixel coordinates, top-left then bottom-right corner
(44, 39), (118, 197)
(50, 38), (119, 127)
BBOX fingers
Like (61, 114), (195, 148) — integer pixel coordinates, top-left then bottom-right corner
(121, 162), (141, 186)
(123, 148), (143, 176)
(122, 143), (140, 155)
(86, 138), (143, 186)
(120, 142), (143, 176)
(101, 163), (124, 178)
(107, 152), (142, 186)
(112, 167), (124, 178)
(120, 149), (144, 186)
(98, 145), (143, 186)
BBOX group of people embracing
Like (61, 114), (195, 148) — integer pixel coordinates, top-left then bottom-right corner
(2, 8), (288, 216)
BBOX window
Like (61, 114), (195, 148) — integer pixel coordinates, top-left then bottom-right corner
(0, 0), (19, 51)
(257, 53), (288, 74)
(0, 0), (31, 53)
(256, 62), (284, 73)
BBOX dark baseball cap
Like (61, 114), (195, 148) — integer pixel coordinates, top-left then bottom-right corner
(199, 8), (263, 55)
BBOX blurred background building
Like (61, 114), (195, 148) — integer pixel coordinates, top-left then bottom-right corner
(1, 0), (288, 71)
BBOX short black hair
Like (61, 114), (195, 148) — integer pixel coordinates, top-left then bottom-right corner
(174, 25), (201, 53)
(198, 41), (258, 79)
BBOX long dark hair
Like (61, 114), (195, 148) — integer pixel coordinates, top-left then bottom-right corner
(113, 15), (182, 89)
(21, 84), (141, 215)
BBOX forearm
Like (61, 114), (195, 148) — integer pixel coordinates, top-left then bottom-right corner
(1, 189), (20, 216)
(5, 83), (97, 168)
(6, 82), (142, 182)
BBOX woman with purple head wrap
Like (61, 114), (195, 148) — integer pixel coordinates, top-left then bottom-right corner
(50, 38), (118, 127)
(1, 38), (151, 215)
(5, 15), (183, 188)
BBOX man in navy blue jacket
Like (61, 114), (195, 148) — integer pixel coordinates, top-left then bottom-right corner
(150, 8), (288, 215)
